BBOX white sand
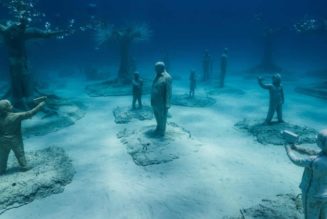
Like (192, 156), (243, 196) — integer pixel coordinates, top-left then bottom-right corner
(2, 76), (326, 219)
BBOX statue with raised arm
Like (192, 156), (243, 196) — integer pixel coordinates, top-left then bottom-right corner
(257, 73), (284, 124)
(0, 96), (47, 175)
(189, 70), (196, 98)
(0, 18), (64, 109)
(219, 48), (228, 88)
(151, 62), (172, 137)
(132, 72), (143, 109)
(285, 130), (327, 219)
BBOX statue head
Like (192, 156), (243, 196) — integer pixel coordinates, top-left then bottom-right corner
(134, 72), (140, 79)
(317, 129), (327, 153)
(0, 100), (13, 116)
(272, 73), (281, 86)
(224, 48), (228, 54)
(155, 62), (166, 74)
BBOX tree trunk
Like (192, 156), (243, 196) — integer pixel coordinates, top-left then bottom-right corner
(8, 55), (34, 109)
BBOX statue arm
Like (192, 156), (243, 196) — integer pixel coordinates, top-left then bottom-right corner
(17, 102), (45, 120)
(25, 28), (64, 39)
(165, 77), (172, 108)
(285, 145), (315, 167)
(257, 77), (272, 90)
(292, 144), (320, 156)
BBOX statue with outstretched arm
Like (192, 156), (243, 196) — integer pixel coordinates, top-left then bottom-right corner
(0, 18), (65, 109)
(257, 74), (284, 124)
(284, 130), (327, 219)
(0, 96), (47, 175)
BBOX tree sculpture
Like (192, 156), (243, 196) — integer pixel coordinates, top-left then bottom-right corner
(95, 23), (151, 84)
(0, 0), (67, 109)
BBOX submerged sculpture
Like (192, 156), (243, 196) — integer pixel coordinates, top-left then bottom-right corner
(132, 72), (143, 109)
(189, 70), (196, 98)
(151, 62), (172, 137)
(257, 74), (284, 124)
(219, 48), (228, 88)
(0, 18), (64, 109)
(284, 129), (327, 219)
(202, 50), (212, 82)
(0, 97), (47, 175)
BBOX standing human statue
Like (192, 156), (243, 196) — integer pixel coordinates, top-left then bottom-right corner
(285, 129), (327, 219)
(219, 48), (228, 88)
(0, 18), (64, 109)
(189, 70), (196, 98)
(202, 50), (212, 82)
(132, 72), (143, 110)
(0, 97), (47, 175)
(257, 74), (284, 124)
(151, 62), (172, 137)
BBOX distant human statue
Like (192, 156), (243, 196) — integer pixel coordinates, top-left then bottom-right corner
(0, 97), (47, 175)
(151, 62), (172, 137)
(219, 48), (228, 88)
(132, 72), (143, 110)
(189, 70), (196, 98)
(0, 18), (64, 109)
(202, 50), (212, 82)
(257, 74), (284, 124)
(285, 129), (327, 219)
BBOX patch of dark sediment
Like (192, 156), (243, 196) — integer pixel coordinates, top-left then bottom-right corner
(117, 123), (200, 166)
(235, 119), (318, 145)
(172, 94), (216, 107)
(224, 194), (303, 219)
(0, 147), (75, 215)
(113, 106), (154, 124)
(85, 79), (152, 97)
(23, 99), (87, 137)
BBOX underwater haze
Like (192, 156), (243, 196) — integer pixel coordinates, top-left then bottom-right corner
(0, 0), (327, 218)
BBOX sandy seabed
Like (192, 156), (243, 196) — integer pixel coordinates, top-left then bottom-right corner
(2, 75), (327, 219)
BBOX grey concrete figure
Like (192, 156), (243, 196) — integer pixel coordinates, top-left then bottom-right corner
(257, 74), (285, 124)
(219, 48), (228, 88)
(132, 72), (143, 109)
(202, 50), (212, 82)
(0, 18), (64, 109)
(151, 62), (172, 136)
(0, 97), (46, 175)
(285, 129), (327, 219)
(189, 70), (196, 98)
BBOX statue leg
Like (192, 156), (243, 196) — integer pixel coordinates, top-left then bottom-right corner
(265, 105), (275, 124)
(276, 104), (284, 122)
(153, 107), (160, 131)
(138, 95), (142, 108)
(158, 108), (168, 135)
(0, 145), (10, 175)
(12, 140), (28, 170)
(132, 94), (137, 109)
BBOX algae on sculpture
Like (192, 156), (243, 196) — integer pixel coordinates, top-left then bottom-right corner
(151, 62), (172, 137)
(257, 73), (285, 124)
(285, 129), (327, 219)
(0, 97), (47, 175)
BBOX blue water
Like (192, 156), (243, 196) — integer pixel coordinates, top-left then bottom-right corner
(0, 0), (326, 80)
